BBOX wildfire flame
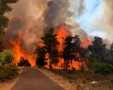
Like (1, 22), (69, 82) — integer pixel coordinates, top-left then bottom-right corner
(81, 39), (92, 48)
(55, 24), (72, 53)
(53, 25), (82, 70)
(54, 25), (90, 70)
(37, 24), (91, 70)
(10, 34), (36, 67)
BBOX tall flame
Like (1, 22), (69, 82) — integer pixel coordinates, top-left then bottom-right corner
(53, 25), (82, 70)
(38, 25), (90, 70)
(10, 34), (36, 67)
(54, 25), (89, 70)
(55, 24), (72, 53)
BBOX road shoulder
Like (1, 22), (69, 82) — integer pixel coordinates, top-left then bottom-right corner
(38, 68), (77, 90)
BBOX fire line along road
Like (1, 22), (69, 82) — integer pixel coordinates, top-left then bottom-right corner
(11, 67), (64, 90)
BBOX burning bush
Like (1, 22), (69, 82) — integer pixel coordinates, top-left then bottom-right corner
(18, 57), (31, 67)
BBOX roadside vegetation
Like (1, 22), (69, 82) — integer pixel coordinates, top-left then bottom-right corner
(0, 50), (19, 82)
(0, 0), (18, 82)
(0, 64), (19, 82)
(36, 28), (113, 74)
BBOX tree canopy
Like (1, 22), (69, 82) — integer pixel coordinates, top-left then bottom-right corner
(0, 0), (18, 51)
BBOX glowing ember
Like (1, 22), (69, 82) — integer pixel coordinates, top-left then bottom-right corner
(72, 61), (82, 70)
(52, 57), (65, 70)
(10, 34), (36, 67)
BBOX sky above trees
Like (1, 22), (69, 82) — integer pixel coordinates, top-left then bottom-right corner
(71, 0), (113, 42)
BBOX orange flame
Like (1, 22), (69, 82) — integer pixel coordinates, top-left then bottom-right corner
(10, 34), (36, 67)
(41, 24), (89, 70)
(51, 25), (82, 70)
(55, 24), (72, 53)
(81, 39), (92, 48)
(37, 42), (45, 47)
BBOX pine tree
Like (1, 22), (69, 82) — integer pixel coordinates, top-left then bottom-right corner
(88, 37), (107, 63)
(41, 28), (59, 67)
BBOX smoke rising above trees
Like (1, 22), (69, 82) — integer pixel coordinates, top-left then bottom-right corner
(5, 0), (87, 54)
(4, 0), (113, 55)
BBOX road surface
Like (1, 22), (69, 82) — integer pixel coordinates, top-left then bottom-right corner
(11, 68), (64, 90)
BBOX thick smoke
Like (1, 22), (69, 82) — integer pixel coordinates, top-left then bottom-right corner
(6, 0), (87, 53)
(6, 0), (113, 53)
(6, 0), (49, 53)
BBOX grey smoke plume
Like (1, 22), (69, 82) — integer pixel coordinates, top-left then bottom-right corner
(6, 0), (87, 53)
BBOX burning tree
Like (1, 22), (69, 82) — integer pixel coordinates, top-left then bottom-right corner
(36, 47), (46, 67)
(41, 28), (59, 68)
(62, 36), (74, 69)
(36, 25), (91, 70)
(63, 35), (90, 70)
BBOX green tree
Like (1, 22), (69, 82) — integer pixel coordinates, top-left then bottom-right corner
(41, 28), (59, 68)
(108, 43), (113, 64)
(0, 0), (18, 51)
(0, 50), (14, 65)
(88, 37), (107, 63)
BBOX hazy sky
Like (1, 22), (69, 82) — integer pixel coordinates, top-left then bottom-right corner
(71, 0), (113, 42)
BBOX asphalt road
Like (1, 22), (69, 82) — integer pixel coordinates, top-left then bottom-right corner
(11, 68), (64, 90)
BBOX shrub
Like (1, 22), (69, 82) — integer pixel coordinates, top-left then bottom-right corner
(0, 50), (14, 65)
(18, 57), (31, 67)
(0, 64), (19, 82)
(94, 63), (113, 75)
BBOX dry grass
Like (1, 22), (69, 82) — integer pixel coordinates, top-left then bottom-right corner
(39, 68), (113, 90)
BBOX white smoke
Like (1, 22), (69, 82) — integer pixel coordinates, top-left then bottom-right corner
(70, 0), (113, 42)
